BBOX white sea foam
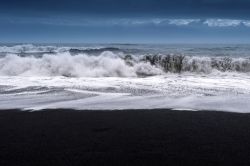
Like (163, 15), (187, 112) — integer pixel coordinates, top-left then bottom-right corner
(0, 52), (163, 77)
(0, 73), (250, 112)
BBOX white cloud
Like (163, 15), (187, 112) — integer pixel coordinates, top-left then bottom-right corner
(151, 18), (164, 24)
(99, 18), (200, 26)
(168, 19), (200, 26)
(203, 19), (250, 27)
(2, 16), (250, 28)
(243, 21), (250, 27)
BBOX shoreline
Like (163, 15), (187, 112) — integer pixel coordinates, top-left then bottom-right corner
(1, 109), (250, 165)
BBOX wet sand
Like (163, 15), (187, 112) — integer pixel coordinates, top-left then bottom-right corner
(1, 109), (250, 166)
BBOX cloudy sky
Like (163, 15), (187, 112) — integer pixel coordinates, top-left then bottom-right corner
(1, 0), (250, 43)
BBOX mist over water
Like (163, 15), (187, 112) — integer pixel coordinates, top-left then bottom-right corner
(0, 43), (250, 112)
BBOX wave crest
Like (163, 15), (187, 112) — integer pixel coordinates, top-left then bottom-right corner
(0, 51), (250, 77)
(141, 54), (250, 73)
(0, 52), (162, 77)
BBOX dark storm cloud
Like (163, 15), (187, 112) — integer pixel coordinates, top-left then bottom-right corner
(1, 0), (250, 18)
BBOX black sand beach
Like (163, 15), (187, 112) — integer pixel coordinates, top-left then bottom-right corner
(1, 109), (250, 166)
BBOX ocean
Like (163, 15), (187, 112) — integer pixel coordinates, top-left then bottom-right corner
(0, 43), (250, 112)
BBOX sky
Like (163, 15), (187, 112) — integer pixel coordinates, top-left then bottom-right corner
(1, 0), (250, 43)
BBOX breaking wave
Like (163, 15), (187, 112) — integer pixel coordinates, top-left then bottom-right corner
(0, 52), (161, 77)
(141, 54), (250, 73)
(0, 51), (250, 77)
